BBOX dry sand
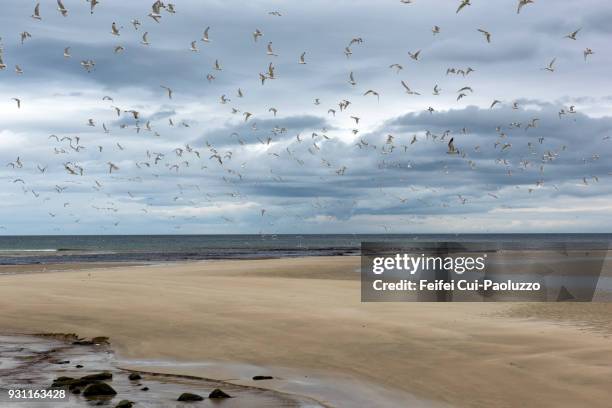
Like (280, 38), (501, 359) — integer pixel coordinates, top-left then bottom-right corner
(0, 256), (611, 407)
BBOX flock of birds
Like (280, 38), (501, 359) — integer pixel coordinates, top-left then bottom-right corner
(0, 0), (609, 233)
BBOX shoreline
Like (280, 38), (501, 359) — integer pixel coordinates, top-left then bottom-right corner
(0, 262), (146, 276)
(1, 257), (612, 407)
(0, 253), (360, 274)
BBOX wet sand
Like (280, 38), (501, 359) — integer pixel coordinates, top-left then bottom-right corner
(0, 334), (324, 407)
(0, 257), (612, 407)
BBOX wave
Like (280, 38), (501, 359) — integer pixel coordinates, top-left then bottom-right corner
(0, 248), (359, 265)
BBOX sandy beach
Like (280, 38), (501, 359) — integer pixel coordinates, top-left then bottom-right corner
(1, 256), (612, 408)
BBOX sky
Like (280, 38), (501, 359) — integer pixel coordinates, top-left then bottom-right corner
(0, 0), (611, 234)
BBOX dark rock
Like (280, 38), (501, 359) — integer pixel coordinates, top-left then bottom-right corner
(81, 372), (113, 381)
(67, 378), (96, 391)
(55, 360), (70, 365)
(82, 382), (117, 397)
(76, 365), (84, 368)
(115, 400), (134, 408)
(252, 375), (274, 380)
(72, 340), (94, 346)
(177, 392), (204, 401)
(53, 373), (112, 391)
(140, 387), (149, 391)
(209, 389), (232, 399)
(51, 376), (75, 388)
(128, 373), (142, 381)
(72, 336), (110, 346)
(72, 389), (81, 395)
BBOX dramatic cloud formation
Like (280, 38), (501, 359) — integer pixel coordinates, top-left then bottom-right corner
(0, 0), (611, 234)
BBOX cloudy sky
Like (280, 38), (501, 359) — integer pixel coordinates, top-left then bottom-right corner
(0, 0), (611, 234)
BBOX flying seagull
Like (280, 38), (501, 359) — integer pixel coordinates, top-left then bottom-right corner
(141, 32), (150, 46)
(408, 50), (421, 61)
(456, 0), (471, 14)
(401, 81), (420, 95)
(111, 22), (121, 36)
(517, 0), (535, 14)
(477, 29), (492, 43)
(107, 162), (119, 173)
(389, 63), (403, 73)
(32, 3), (42, 20)
(363, 89), (380, 101)
(448, 138), (458, 154)
(348, 71), (356, 86)
(564, 28), (581, 40)
(267, 42), (278, 57)
(89, 0), (99, 14)
(542, 57), (556, 72)
(57, 0), (68, 17)
(160, 85), (173, 99)
(202, 26), (211, 42)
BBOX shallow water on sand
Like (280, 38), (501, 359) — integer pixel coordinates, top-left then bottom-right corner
(0, 335), (325, 407)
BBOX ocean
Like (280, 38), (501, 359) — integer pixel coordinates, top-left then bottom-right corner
(0, 234), (610, 265)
